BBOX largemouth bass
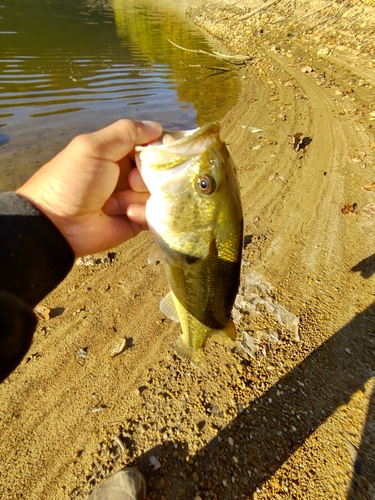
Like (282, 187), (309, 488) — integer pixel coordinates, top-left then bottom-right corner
(136, 122), (243, 369)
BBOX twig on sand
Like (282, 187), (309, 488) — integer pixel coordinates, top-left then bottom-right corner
(238, 0), (281, 20)
(291, 0), (353, 36)
(168, 39), (250, 64)
(296, 3), (333, 22)
(180, 61), (234, 72)
(357, 42), (371, 56)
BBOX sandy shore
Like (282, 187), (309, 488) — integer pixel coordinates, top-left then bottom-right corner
(1, 1), (375, 499)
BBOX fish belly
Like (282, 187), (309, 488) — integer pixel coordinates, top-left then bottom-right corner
(165, 253), (239, 369)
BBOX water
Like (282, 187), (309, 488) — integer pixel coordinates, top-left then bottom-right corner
(0, 0), (239, 189)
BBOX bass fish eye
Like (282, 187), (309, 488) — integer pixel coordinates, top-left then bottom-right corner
(196, 174), (216, 195)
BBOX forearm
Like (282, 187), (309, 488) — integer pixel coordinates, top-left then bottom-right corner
(0, 192), (75, 381)
(0, 192), (74, 305)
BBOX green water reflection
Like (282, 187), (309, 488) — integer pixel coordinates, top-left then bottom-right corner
(0, 0), (239, 188)
(113, 0), (239, 125)
(0, 0), (238, 127)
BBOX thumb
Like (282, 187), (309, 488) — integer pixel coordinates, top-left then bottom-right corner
(86, 119), (162, 162)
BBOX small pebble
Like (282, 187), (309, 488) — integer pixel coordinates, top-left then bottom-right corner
(317, 47), (331, 56)
(149, 456), (162, 470)
(301, 65), (313, 73)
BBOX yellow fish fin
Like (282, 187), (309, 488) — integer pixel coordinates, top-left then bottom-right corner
(173, 335), (207, 371)
(160, 291), (180, 323)
(211, 319), (237, 344)
(147, 242), (164, 264)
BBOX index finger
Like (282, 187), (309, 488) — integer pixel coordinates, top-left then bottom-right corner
(87, 119), (162, 162)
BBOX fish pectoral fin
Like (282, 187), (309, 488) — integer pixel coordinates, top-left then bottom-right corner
(160, 291), (180, 323)
(212, 319), (237, 344)
(173, 335), (207, 371)
(148, 243), (164, 264)
(209, 237), (218, 257)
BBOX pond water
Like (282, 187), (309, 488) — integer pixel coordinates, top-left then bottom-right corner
(0, 0), (239, 189)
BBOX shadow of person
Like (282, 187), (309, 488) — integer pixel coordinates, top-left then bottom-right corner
(351, 254), (375, 279)
(347, 384), (375, 500)
(133, 301), (375, 499)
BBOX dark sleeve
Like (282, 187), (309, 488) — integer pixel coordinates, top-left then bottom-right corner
(0, 192), (75, 381)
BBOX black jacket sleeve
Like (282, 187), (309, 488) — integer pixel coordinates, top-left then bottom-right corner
(0, 192), (75, 382)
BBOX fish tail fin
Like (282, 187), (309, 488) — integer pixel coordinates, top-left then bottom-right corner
(173, 335), (207, 371)
(212, 319), (237, 346)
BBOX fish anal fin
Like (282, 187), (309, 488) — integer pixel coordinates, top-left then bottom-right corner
(173, 335), (207, 371)
(211, 319), (237, 345)
(160, 291), (180, 323)
(225, 319), (237, 341)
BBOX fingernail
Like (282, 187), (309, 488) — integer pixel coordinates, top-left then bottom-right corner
(142, 120), (163, 134)
(126, 203), (146, 223)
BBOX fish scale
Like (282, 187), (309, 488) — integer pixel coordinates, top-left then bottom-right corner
(136, 122), (243, 370)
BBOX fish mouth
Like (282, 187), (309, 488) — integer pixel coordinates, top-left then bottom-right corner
(151, 121), (220, 148)
(135, 121), (221, 170)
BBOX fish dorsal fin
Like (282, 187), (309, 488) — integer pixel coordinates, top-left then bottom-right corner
(148, 243), (164, 264)
(160, 291), (180, 323)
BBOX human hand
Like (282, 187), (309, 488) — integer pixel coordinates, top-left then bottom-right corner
(16, 119), (162, 257)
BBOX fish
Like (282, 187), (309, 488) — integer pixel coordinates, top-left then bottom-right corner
(135, 122), (243, 370)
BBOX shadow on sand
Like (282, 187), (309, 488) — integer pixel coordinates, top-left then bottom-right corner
(133, 258), (375, 499)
